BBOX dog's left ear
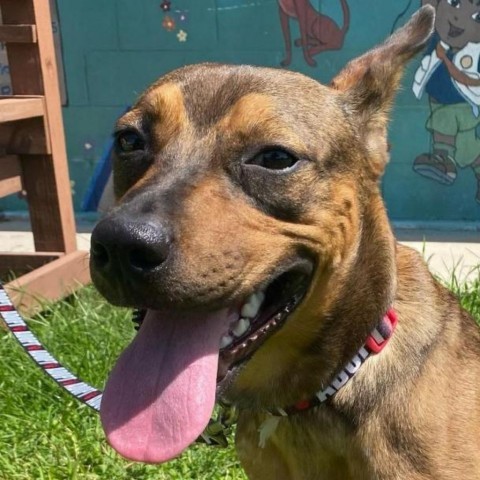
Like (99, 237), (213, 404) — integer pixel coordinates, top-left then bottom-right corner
(331, 5), (435, 117)
(331, 6), (435, 174)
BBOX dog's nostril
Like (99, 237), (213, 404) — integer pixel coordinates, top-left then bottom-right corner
(91, 215), (171, 275)
(129, 246), (165, 271)
(91, 242), (110, 268)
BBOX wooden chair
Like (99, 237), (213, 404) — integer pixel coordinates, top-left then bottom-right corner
(0, 0), (90, 314)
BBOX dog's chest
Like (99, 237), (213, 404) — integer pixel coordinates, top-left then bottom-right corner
(236, 411), (369, 480)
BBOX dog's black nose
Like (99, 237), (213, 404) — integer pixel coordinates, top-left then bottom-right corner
(90, 215), (171, 275)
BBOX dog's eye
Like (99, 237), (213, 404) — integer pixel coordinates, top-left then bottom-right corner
(473, 12), (480, 23)
(249, 149), (298, 171)
(115, 131), (145, 153)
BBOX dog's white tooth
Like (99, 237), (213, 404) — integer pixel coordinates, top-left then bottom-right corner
(232, 318), (250, 337)
(257, 291), (266, 304)
(244, 292), (256, 305)
(241, 302), (256, 319)
(241, 292), (264, 318)
(220, 335), (233, 349)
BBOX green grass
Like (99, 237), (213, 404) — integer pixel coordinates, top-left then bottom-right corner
(444, 266), (480, 320)
(0, 287), (246, 480)
(0, 273), (479, 480)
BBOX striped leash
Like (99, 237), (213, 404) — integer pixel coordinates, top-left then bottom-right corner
(0, 283), (102, 411)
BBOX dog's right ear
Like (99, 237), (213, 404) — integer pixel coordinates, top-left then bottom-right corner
(331, 6), (435, 125)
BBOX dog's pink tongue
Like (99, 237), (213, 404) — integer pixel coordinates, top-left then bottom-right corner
(100, 309), (230, 463)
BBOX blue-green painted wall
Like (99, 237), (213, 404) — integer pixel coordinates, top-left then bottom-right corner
(2, 0), (479, 223)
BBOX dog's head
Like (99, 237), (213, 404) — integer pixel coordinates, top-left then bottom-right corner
(90, 7), (434, 464)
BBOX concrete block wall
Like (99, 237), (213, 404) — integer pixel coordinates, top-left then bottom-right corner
(1, 0), (478, 224)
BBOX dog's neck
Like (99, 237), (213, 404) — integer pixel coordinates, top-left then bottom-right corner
(289, 192), (398, 405)
(333, 191), (397, 331)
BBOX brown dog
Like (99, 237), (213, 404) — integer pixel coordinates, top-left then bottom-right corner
(90, 6), (480, 479)
(278, 0), (350, 67)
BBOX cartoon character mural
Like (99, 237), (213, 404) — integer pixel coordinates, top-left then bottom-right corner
(412, 0), (480, 203)
(277, 0), (350, 67)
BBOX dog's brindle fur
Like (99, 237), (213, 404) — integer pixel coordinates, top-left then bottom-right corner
(92, 7), (480, 479)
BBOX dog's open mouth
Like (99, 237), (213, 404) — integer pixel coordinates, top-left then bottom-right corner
(100, 261), (312, 464)
(217, 266), (311, 384)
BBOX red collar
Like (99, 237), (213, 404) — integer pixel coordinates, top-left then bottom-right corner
(266, 308), (398, 417)
(257, 309), (398, 447)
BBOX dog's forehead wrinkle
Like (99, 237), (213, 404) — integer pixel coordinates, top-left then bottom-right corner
(146, 63), (336, 130)
(181, 77), (266, 130)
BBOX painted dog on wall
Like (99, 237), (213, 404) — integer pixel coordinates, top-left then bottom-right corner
(278, 0), (350, 67)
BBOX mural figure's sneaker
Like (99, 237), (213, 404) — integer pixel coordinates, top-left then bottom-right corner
(413, 153), (457, 185)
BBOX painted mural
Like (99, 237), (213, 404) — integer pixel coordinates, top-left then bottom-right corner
(160, 0), (189, 42)
(412, 0), (480, 204)
(277, 0), (350, 67)
(1, 0), (478, 222)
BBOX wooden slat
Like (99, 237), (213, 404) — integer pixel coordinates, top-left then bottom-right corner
(0, 252), (62, 277)
(0, 97), (44, 123)
(0, 0), (77, 253)
(0, 0), (34, 24)
(0, 154), (22, 197)
(0, 117), (50, 155)
(5, 251), (91, 315)
(0, 24), (37, 43)
(21, 155), (75, 252)
(30, 0), (76, 253)
(0, 171), (21, 197)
